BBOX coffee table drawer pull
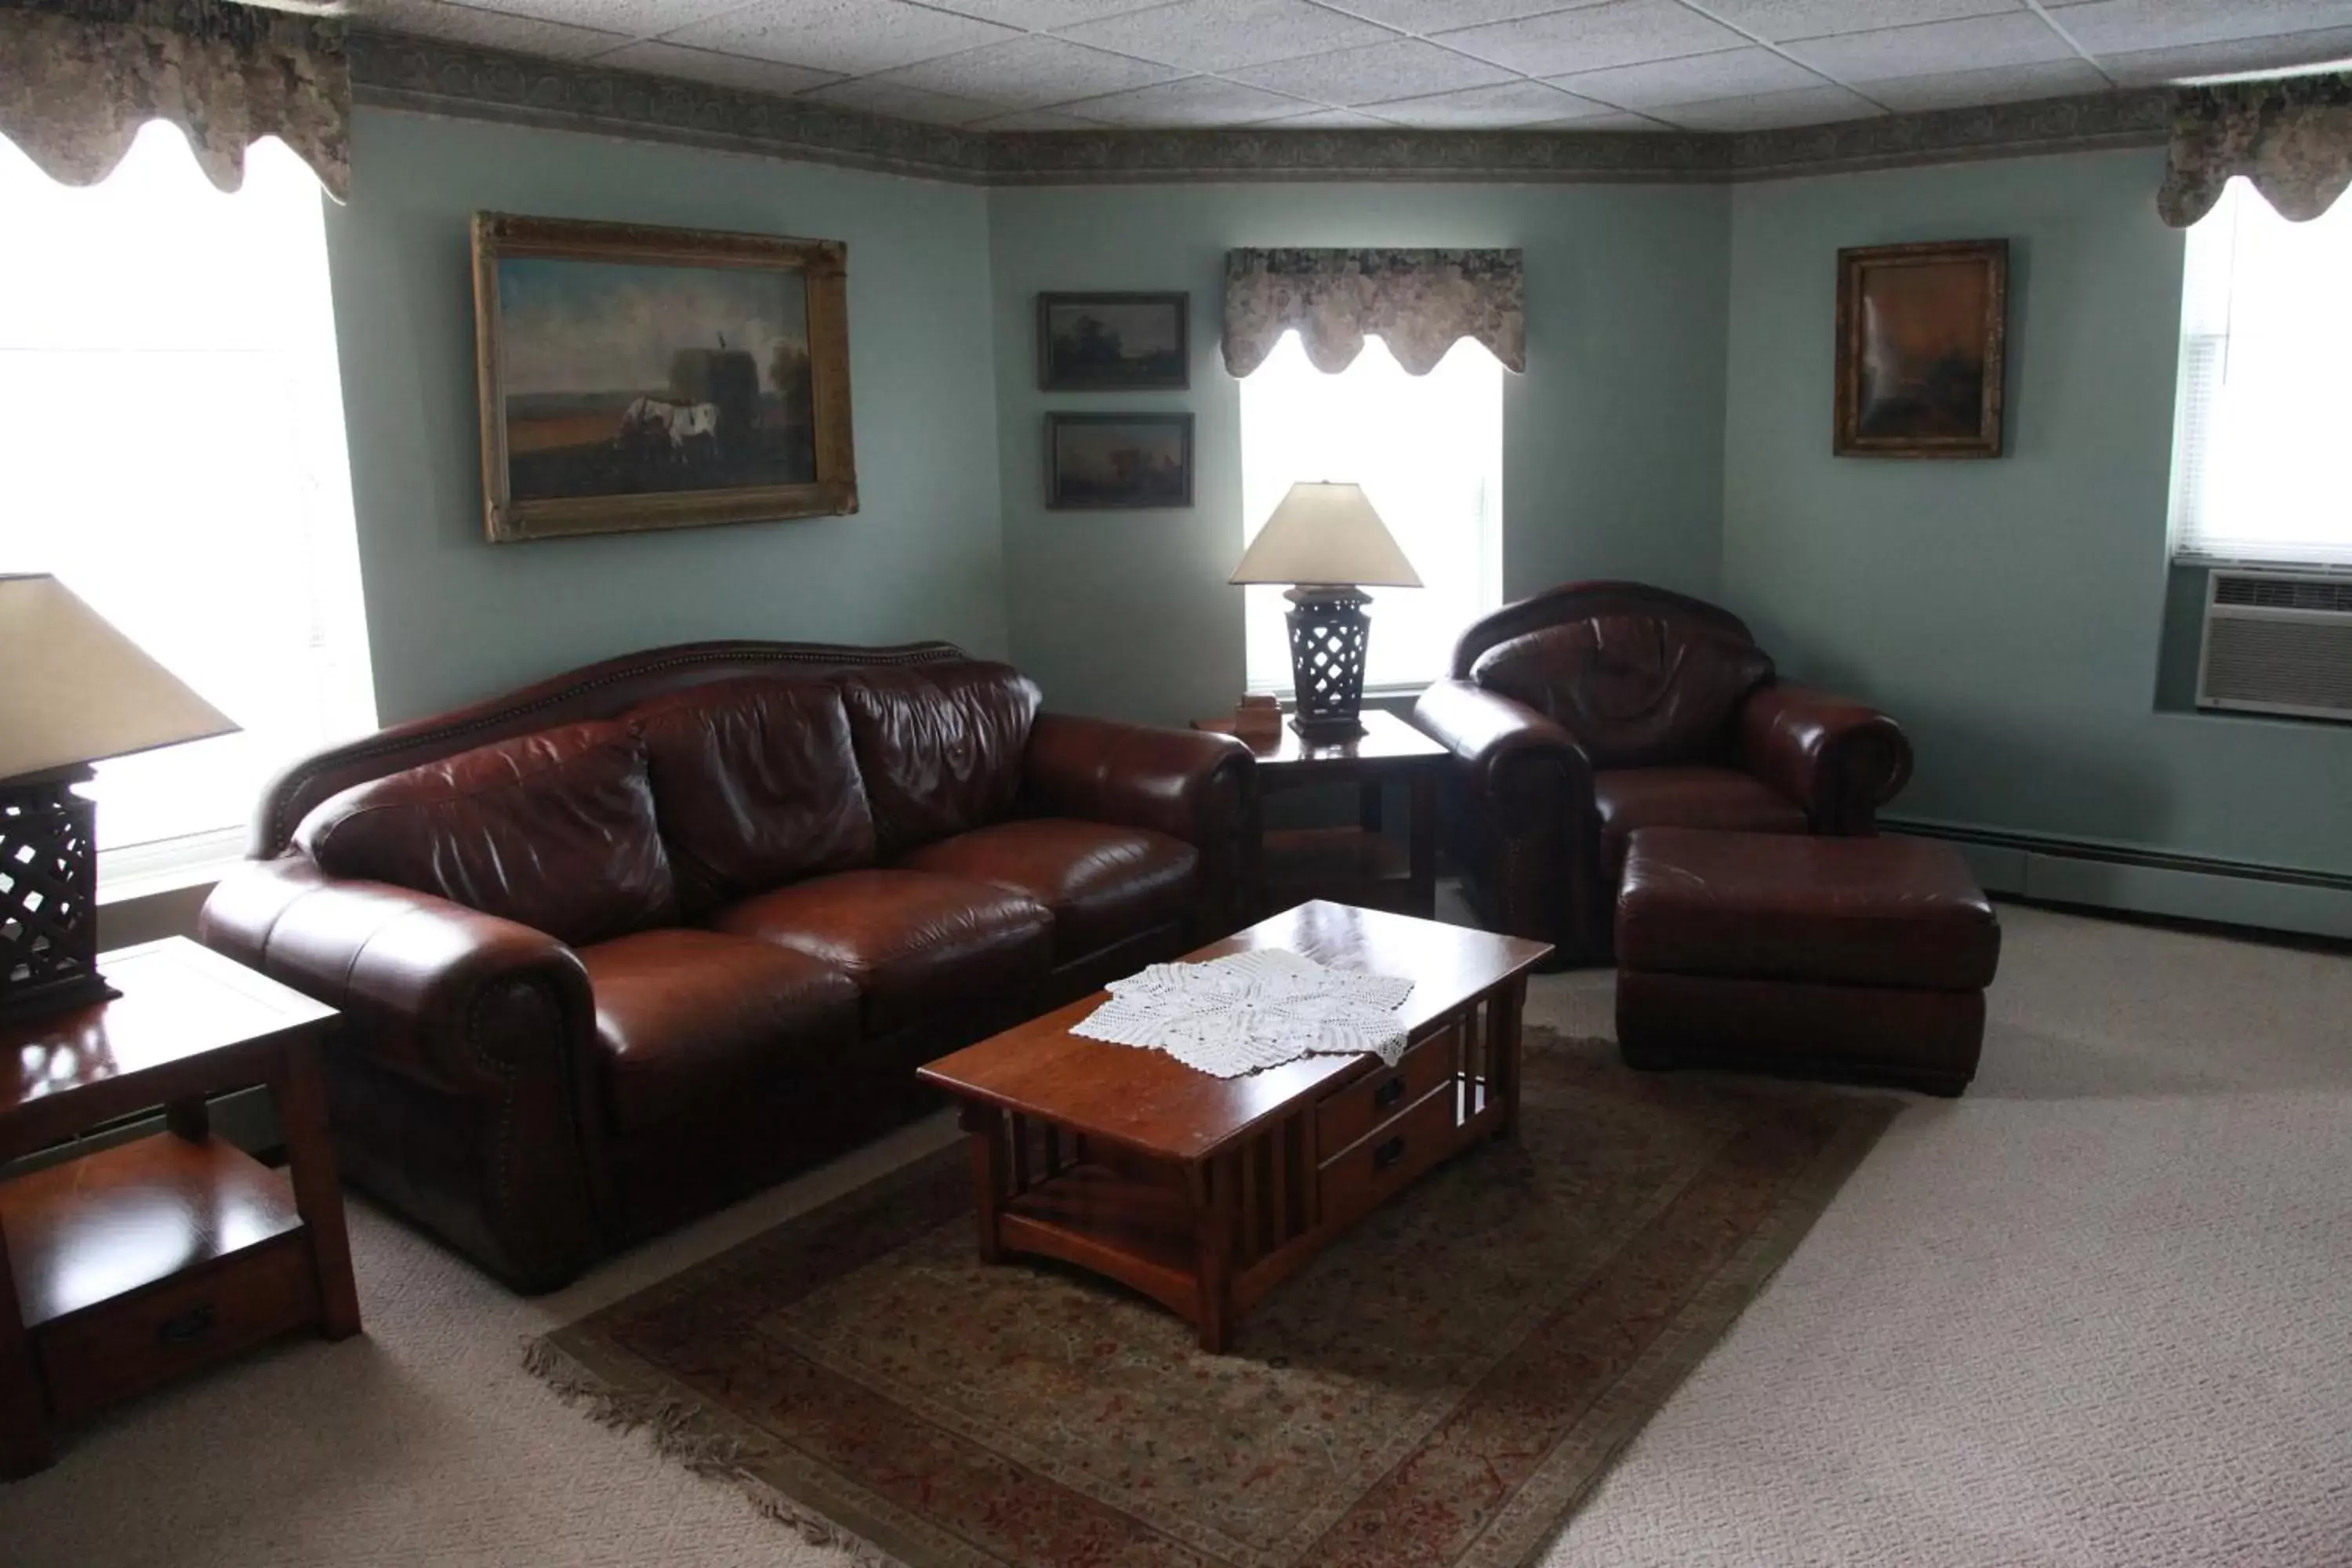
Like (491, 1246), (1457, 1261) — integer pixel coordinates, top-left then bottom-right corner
(1374, 1077), (1406, 1111)
(156, 1305), (216, 1347)
(1372, 1136), (1406, 1171)
(1316, 1021), (1458, 1158)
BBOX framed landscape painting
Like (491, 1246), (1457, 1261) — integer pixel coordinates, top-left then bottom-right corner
(1045, 413), (1194, 510)
(1834, 239), (2007, 459)
(470, 212), (857, 543)
(1036, 292), (1189, 390)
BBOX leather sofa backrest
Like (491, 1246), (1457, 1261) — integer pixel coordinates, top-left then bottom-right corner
(836, 661), (1043, 858)
(293, 721), (678, 948)
(629, 677), (877, 910)
(1470, 614), (1775, 769)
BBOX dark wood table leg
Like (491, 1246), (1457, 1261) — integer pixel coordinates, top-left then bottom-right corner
(1490, 981), (1526, 1138)
(274, 1038), (362, 1340)
(164, 1096), (209, 1143)
(1187, 1160), (1233, 1355)
(1407, 768), (1438, 920)
(0, 1218), (54, 1479)
(960, 1102), (1007, 1265)
(1358, 779), (1383, 835)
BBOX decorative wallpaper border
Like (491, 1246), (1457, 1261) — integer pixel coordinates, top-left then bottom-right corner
(349, 31), (2172, 189)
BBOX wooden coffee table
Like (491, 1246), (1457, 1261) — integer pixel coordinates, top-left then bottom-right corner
(918, 902), (1551, 1352)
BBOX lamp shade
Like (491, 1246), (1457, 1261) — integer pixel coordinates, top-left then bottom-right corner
(1229, 481), (1423, 589)
(0, 574), (238, 784)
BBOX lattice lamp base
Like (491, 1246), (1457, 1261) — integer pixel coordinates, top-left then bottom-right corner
(1284, 585), (1374, 741)
(0, 770), (117, 1026)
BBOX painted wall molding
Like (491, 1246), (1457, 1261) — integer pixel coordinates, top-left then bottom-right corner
(349, 31), (2171, 190)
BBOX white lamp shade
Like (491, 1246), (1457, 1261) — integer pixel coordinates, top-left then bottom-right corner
(0, 574), (238, 783)
(1230, 481), (1423, 589)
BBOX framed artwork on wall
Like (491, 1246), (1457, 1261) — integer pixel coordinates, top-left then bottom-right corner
(1045, 412), (1195, 509)
(470, 212), (858, 543)
(1036, 292), (1189, 390)
(1833, 238), (2008, 459)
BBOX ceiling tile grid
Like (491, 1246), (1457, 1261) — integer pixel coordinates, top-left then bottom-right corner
(345, 0), (2352, 132)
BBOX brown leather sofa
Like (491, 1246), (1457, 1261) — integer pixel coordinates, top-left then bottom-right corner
(1413, 582), (1912, 964)
(199, 640), (1253, 1292)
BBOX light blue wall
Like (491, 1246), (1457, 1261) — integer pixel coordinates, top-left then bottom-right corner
(1721, 147), (2352, 875)
(986, 182), (1731, 724)
(328, 110), (1007, 724)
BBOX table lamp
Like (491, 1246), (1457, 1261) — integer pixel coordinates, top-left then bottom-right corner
(0, 574), (238, 1022)
(1229, 481), (1422, 740)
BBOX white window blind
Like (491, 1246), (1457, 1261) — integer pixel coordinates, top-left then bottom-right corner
(1239, 332), (1504, 692)
(2169, 176), (2352, 571)
(0, 123), (374, 874)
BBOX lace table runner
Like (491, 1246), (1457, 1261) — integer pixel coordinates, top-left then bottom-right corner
(1071, 948), (1415, 1079)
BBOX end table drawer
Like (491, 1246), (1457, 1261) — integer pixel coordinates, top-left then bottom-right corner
(1316, 1083), (1457, 1231)
(1316, 1022), (1457, 1160)
(35, 1236), (319, 1423)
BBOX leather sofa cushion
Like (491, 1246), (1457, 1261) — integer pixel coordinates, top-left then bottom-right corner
(579, 928), (862, 1135)
(293, 721), (677, 949)
(630, 677), (875, 906)
(1472, 616), (1773, 769)
(710, 869), (1053, 1035)
(897, 818), (1197, 960)
(1592, 766), (1808, 883)
(1617, 827), (2000, 993)
(836, 662), (1042, 857)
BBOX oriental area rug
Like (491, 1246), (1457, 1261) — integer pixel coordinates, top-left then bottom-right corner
(527, 1028), (1898, 1568)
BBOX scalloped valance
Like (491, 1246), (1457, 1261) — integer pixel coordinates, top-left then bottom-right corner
(2158, 71), (2352, 227)
(1223, 249), (1526, 377)
(0, 0), (348, 198)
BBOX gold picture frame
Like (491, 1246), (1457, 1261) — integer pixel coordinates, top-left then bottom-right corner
(470, 212), (858, 543)
(1833, 238), (2007, 459)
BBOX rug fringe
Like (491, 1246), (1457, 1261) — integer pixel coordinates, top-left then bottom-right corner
(521, 1335), (906, 1566)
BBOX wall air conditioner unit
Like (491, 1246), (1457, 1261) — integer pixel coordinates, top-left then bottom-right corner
(2197, 568), (2352, 722)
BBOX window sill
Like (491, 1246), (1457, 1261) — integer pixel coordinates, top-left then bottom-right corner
(97, 827), (248, 906)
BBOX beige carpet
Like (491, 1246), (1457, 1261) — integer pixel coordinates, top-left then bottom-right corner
(5, 903), (2350, 1566)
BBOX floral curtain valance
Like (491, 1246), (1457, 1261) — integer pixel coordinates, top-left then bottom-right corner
(0, 0), (349, 198)
(2158, 71), (2352, 227)
(1223, 249), (1526, 377)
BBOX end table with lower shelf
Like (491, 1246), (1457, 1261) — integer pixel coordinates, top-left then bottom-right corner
(1, 938), (361, 1477)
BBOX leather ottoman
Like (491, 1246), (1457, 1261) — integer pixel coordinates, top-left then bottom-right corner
(1613, 827), (2000, 1096)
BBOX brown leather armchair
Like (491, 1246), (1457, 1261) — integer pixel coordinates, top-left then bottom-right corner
(200, 641), (1254, 1292)
(1413, 583), (1911, 964)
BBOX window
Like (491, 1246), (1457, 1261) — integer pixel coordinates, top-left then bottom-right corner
(2169, 176), (2352, 570)
(0, 123), (373, 886)
(1239, 332), (1504, 692)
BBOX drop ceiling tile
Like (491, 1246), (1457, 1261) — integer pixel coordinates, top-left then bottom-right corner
(1853, 56), (2108, 110)
(662, 0), (1022, 74)
(590, 38), (843, 93)
(869, 36), (1181, 107)
(1435, 0), (1752, 77)
(1313, 0), (1611, 31)
(1058, 74), (1317, 123)
(1550, 45), (1825, 109)
(1057, 0), (1400, 72)
(923, 0), (1185, 28)
(2044, 0), (2352, 54)
(2095, 25), (2352, 83)
(1783, 11), (2079, 79)
(798, 77), (1003, 123)
(1656, 82), (1883, 128)
(968, 106), (1117, 128)
(1565, 108), (1677, 128)
(1686, 0), (2029, 44)
(1367, 79), (1622, 125)
(1227, 38), (1516, 104)
(420, 0), (748, 38)
(1265, 106), (1410, 126)
(352, 1), (630, 57)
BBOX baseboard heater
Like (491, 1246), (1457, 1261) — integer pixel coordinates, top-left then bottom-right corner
(1882, 818), (2352, 944)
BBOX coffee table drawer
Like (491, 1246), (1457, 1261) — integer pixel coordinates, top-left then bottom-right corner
(1317, 1083), (1456, 1230)
(1316, 1022), (1457, 1160)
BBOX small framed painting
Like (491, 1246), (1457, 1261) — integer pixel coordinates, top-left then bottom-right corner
(1036, 292), (1189, 390)
(1834, 239), (2008, 459)
(470, 212), (858, 543)
(1045, 413), (1195, 510)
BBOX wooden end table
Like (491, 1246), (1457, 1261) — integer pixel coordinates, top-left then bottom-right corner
(0, 938), (361, 1478)
(918, 902), (1551, 1352)
(1194, 710), (1449, 920)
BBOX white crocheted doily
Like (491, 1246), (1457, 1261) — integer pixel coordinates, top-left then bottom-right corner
(1071, 948), (1415, 1079)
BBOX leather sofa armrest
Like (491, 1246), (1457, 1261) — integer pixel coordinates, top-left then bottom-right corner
(1738, 682), (1914, 833)
(1413, 678), (1592, 807)
(198, 856), (594, 1098)
(1413, 679), (1596, 954)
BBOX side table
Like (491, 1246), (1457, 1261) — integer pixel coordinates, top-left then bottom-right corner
(1, 937), (361, 1477)
(1194, 710), (1449, 920)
